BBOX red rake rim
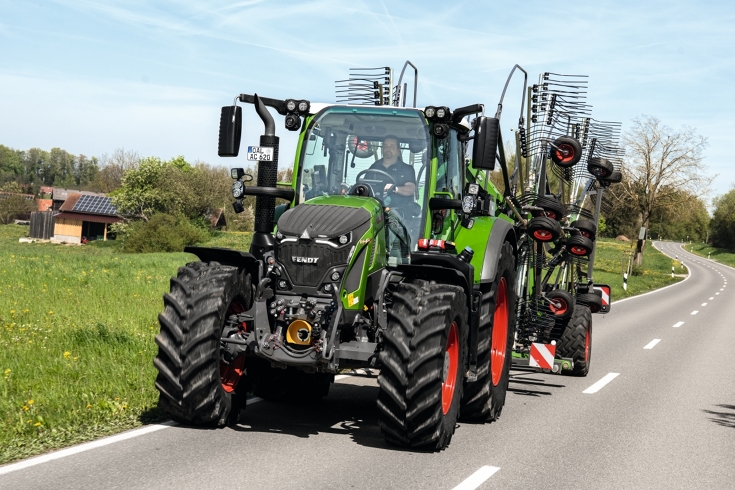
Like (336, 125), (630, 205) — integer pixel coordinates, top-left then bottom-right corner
(220, 298), (247, 393)
(442, 321), (459, 415)
(554, 143), (576, 164)
(549, 297), (568, 316)
(570, 245), (589, 256)
(533, 229), (554, 241)
(491, 278), (509, 387)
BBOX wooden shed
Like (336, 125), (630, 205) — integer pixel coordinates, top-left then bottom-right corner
(52, 194), (121, 244)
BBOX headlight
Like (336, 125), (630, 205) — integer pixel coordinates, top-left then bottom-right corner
(298, 100), (309, 113)
(462, 195), (475, 214)
(339, 234), (349, 244)
(330, 271), (340, 281)
(276, 231), (283, 240)
(424, 106), (436, 119)
(285, 99), (297, 112)
(232, 181), (244, 198)
(436, 107), (446, 119)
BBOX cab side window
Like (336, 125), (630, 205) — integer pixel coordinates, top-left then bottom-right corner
(435, 129), (462, 198)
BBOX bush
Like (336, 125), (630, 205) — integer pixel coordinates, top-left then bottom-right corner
(121, 214), (209, 253)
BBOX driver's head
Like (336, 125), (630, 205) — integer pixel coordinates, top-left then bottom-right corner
(381, 136), (400, 166)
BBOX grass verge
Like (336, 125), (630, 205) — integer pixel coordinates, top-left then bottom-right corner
(686, 243), (735, 269)
(0, 225), (251, 465)
(589, 239), (686, 303)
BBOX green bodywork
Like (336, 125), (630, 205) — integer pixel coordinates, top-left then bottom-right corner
(282, 105), (514, 308)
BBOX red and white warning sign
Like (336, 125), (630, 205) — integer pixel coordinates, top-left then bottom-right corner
(529, 342), (556, 369)
(593, 284), (612, 314)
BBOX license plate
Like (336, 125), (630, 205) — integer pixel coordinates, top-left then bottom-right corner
(247, 146), (274, 161)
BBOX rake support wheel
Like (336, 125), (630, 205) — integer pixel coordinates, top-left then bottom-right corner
(576, 292), (602, 314)
(587, 157), (614, 179)
(528, 216), (562, 242)
(534, 195), (565, 221)
(567, 235), (594, 256)
(571, 220), (597, 241)
(550, 136), (583, 168)
(546, 289), (574, 320)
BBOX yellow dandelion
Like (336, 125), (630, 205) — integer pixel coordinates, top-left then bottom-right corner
(73, 357), (78, 361)
(34, 422), (41, 427)
(22, 406), (29, 411)
(86, 403), (92, 409)
(28, 399), (33, 405)
(63, 351), (71, 359)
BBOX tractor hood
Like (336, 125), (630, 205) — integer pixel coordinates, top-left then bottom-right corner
(276, 197), (378, 239)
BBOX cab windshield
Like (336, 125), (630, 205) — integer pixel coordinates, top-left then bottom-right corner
(298, 106), (430, 251)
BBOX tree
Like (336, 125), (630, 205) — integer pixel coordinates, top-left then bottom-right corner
(88, 148), (140, 193)
(0, 182), (35, 224)
(710, 187), (735, 249)
(619, 115), (712, 232)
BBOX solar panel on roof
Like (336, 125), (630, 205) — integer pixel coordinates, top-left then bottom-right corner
(71, 195), (117, 215)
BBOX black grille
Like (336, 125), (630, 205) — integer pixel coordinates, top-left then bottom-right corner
(277, 242), (350, 286)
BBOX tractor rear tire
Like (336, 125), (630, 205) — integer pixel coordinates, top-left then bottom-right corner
(556, 305), (592, 376)
(461, 241), (516, 422)
(377, 280), (468, 450)
(154, 261), (251, 426)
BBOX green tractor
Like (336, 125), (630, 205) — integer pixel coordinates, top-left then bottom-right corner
(154, 64), (529, 450)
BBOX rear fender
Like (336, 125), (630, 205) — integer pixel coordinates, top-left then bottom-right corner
(480, 218), (516, 284)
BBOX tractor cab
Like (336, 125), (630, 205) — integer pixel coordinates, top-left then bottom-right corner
(296, 105), (430, 252)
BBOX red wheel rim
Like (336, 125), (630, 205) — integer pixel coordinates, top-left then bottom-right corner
(549, 298), (568, 316)
(570, 246), (588, 256)
(533, 229), (553, 241)
(555, 143), (575, 164)
(491, 278), (509, 387)
(545, 211), (557, 219)
(441, 321), (459, 415)
(584, 324), (591, 363)
(220, 299), (247, 393)
(581, 231), (590, 238)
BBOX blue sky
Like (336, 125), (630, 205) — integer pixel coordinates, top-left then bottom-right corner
(1, 0), (733, 199)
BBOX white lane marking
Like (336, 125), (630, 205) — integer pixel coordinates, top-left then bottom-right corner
(709, 297), (714, 300)
(702, 302), (708, 306)
(716, 292), (720, 295)
(583, 373), (620, 394)
(452, 466), (501, 490)
(691, 310), (699, 315)
(644, 339), (661, 349)
(673, 321), (684, 328)
(0, 421), (178, 475)
(247, 397), (263, 405)
(335, 374), (350, 380)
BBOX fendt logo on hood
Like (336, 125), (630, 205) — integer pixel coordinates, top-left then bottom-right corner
(292, 256), (319, 265)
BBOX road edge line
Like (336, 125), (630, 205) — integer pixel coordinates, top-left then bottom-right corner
(452, 465), (501, 490)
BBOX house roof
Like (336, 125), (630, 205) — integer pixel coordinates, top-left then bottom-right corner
(53, 212), (122, 224)
(59, 193), (118, 216)
(52, 188), (105, 201)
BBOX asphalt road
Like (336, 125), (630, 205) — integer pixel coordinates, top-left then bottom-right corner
(2, 241), (734, 490)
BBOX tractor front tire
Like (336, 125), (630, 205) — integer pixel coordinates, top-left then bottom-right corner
(154, 261), (251, 426)
(461, 241), (516, 422)
(556, 305), (592, 376)
(377, 280), (468, 450)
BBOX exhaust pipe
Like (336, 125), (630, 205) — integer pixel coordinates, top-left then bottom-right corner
(251, 94), (279, 258)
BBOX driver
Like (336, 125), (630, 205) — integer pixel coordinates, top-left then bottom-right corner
(368, 135), (416, 216)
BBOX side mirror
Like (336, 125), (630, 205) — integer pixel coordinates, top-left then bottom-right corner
(472, 116), (499, 170)
(218, 106), (242, 157)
